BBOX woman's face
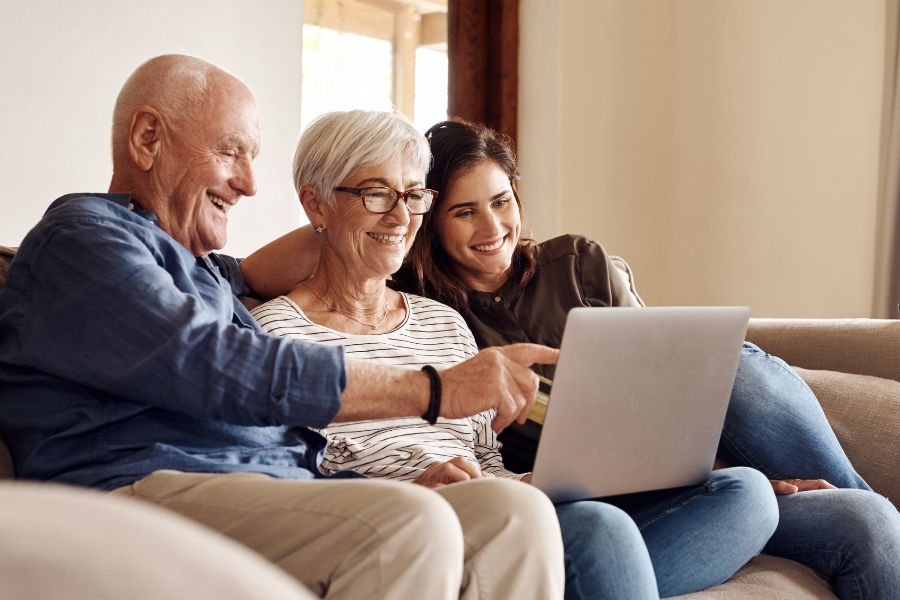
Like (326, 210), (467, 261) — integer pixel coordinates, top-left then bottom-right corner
(323, 156), (425, 280)
(433, 160), (521, 292)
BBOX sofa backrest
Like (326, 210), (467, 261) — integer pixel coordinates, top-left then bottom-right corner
(0, 247), (16, 478)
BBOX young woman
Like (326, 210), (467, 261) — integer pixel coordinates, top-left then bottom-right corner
(248, 110), (780, 600)
(400, 119), (900, 599)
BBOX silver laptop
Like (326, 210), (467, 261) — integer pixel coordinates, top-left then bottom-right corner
(530, 306), (750, 502)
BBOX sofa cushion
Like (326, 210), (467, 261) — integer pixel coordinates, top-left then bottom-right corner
(794, 367), (900, 507)
(609, 255), (646, 307)
(672, 554), (835, 599)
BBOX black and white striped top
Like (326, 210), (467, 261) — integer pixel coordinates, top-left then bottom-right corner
(251, 293), (521, 481)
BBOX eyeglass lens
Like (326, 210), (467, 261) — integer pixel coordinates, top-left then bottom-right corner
(362, 188), (434, 214)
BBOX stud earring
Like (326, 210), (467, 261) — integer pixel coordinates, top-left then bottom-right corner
(314, 225), (325, 233)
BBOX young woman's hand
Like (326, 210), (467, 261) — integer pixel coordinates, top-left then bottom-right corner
(770, 478), (837, 495)
(715, 457), (838, 495)
(412, 458), (483, 489)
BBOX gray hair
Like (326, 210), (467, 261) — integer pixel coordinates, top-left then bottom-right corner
(292, 110), (431, 205)
(110, 55), (214, 169)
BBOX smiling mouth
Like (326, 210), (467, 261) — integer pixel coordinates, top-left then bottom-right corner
(472, 236), (506, 252)
(209, 193), (230, 212)
(367, 232), (406, 245)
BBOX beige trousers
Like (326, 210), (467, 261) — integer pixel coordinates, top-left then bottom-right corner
(1, 482), (314, 600)
(112, 471), (565, 599)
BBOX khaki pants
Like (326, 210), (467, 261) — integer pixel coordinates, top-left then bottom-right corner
(113, 471), (564, 599)
(0, 482), (313, 600)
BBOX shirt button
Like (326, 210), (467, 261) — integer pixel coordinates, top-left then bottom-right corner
(494, 296), (502, 303)
(127, 202), (135, 211)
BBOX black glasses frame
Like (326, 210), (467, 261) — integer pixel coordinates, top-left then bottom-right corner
(334, 186), (437, 215)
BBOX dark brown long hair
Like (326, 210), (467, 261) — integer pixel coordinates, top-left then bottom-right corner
(405, 119), (538, 311)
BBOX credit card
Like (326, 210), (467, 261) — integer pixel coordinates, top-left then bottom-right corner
(527, 376), (553, 425)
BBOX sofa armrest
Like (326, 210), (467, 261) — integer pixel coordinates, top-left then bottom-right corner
(746, 318), (900, 382)
(793, 367), (899, 507)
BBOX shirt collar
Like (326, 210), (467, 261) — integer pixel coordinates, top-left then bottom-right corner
(108, 194), (159, 225)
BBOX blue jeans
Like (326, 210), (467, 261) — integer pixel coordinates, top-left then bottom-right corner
(767, 489), (900, 600)
(720, 342), (871, 488)
(556, 467), (779, 599)
(719, 343), (900, 599)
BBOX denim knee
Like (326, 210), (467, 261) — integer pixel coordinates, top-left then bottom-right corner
(713, 467), (779, 550)
(557, 501), (642, 547)
(826, 490), (900, 553)
(555, 501), (657, 600)
(768, 489), (900, 598)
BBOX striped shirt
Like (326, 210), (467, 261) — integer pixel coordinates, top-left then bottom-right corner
(252, 293), (522, 481)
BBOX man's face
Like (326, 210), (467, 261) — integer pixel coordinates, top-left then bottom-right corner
(151, 77), (261, 256)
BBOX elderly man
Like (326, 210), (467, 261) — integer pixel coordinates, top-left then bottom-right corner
(0, 55), (564, 599)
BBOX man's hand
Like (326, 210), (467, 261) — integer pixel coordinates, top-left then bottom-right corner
(770, 478), (837, 495)
(412, 458), (483, 489)
(439, 344), (559, 433)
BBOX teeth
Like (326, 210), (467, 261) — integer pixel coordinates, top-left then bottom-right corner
(367, 232), (405, 244)
(209, 194), (225, 208)
(473, 238), (504, 252)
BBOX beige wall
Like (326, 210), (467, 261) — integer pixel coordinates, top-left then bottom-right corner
(0, 0), (304, 257)
(520, 0), (885, 317)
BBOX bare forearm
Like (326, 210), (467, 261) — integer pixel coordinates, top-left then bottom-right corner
(241, 225), (320, 298)
(334, 359), (430, 422)
(335, 343), (559, 432)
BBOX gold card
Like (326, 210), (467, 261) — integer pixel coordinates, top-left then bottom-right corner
(527, 376), (553, 425)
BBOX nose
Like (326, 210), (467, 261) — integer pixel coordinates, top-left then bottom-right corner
(383, 193), (412, 226)
(477, 209), (502, 237)
(230, 158), (258, 197)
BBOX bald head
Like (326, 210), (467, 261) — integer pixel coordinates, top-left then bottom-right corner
(111, 54), (249, 169)
(108, 55), (260, 256)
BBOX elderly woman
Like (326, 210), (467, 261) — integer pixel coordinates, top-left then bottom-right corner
(250, 111), (566, 600)
(248, 110), (778, 600)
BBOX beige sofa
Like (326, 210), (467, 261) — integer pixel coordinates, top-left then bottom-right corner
(1, 245), (897, 598)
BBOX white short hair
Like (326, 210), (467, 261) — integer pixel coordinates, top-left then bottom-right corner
(292, 110), (431, 205)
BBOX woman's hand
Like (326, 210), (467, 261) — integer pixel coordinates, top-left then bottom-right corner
(412, 458), (483, 489)
(715, 457), (837, 495)
(770, 478), (837, 495)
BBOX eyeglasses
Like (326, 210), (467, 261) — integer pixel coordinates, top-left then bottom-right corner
(334, 186), (437, 215)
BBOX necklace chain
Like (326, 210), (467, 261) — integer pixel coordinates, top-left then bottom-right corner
(301, 281), (388, 330)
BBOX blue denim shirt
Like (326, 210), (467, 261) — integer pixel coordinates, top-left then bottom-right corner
(0, 194), (350, 490)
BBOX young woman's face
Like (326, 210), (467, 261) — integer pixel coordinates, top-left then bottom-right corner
(433, 160), (521, 292)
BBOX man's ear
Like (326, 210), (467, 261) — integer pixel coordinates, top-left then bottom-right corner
(127, 107), (163, 172)
(299, 185), (328, 229)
